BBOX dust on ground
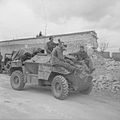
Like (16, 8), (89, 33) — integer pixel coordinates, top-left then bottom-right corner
(0, 74), (120, 120)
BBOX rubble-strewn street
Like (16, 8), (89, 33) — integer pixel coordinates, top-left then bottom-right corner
(0, 74), (120, 120)
(92, 53), (120, 95)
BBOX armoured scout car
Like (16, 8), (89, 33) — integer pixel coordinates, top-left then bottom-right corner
(10, 54), (93, 100)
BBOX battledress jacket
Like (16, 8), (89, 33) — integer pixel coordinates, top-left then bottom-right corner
(45, 41), (58, 54)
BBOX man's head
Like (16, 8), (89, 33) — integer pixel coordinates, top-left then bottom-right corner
(58, 41), (67, 51)
(49, 36), (54, 42)
(80, 45), (85, 52)
(58, 39), (61, 43)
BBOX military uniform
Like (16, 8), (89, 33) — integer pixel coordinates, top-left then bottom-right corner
(51, 46), (77, 72)
(45, 41), (58, 54)
(70, 50), (94, 71)
(73, 51), (89, 61)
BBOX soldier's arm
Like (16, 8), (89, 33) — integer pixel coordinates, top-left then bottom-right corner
(51, 48), (58, 58)
(53, 42), (58, 48)
(85, 52), (89, 58)
(69, 51), (79, 56)
(45, 43), (51, 54)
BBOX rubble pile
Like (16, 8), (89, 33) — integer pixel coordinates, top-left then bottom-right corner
(92, 55), (120, 94)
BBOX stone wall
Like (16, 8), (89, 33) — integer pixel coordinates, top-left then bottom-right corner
(0, 31), (98, 58)
(112, 52), (120, 61)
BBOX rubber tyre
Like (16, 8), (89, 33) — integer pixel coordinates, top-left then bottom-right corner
(10, 70), (25, 90)
(81, 82), (93, 95)
(51, 75), (69, 100)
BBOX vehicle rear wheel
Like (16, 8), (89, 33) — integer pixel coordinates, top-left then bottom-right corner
(10, 70), (25, 90)
(51, 75), (69, 100)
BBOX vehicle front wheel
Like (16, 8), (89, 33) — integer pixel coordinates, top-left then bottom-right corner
(10, 70), (25, 90)
(51, 75), (69, 100)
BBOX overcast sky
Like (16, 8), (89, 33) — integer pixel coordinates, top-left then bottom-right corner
(0, 0), (120, 51)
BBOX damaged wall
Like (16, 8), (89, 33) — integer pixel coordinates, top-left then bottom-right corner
(0, 31), (98, 57)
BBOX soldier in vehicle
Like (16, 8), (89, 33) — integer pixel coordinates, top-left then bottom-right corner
(69, 45), (95, 73)
(51, 41), (80, 73)
(45, 36), (58, 54)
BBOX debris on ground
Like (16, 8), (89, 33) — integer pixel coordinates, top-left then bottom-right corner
(92, 53), (120, 94)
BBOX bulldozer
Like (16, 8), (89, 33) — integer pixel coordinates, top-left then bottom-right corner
(10, 51), (93, 100)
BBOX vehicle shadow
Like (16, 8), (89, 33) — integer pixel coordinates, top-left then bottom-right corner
(23, 84), (52, 96)
(23, 84), (93, 101)
(69, 91), (91, 99)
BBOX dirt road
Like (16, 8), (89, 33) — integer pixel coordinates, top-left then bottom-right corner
(0, 74), (120, 120)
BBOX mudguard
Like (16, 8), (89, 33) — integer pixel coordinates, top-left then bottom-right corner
(66, 70), (93, 91)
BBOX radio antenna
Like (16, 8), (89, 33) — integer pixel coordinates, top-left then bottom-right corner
(41, 0), (48, 36)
